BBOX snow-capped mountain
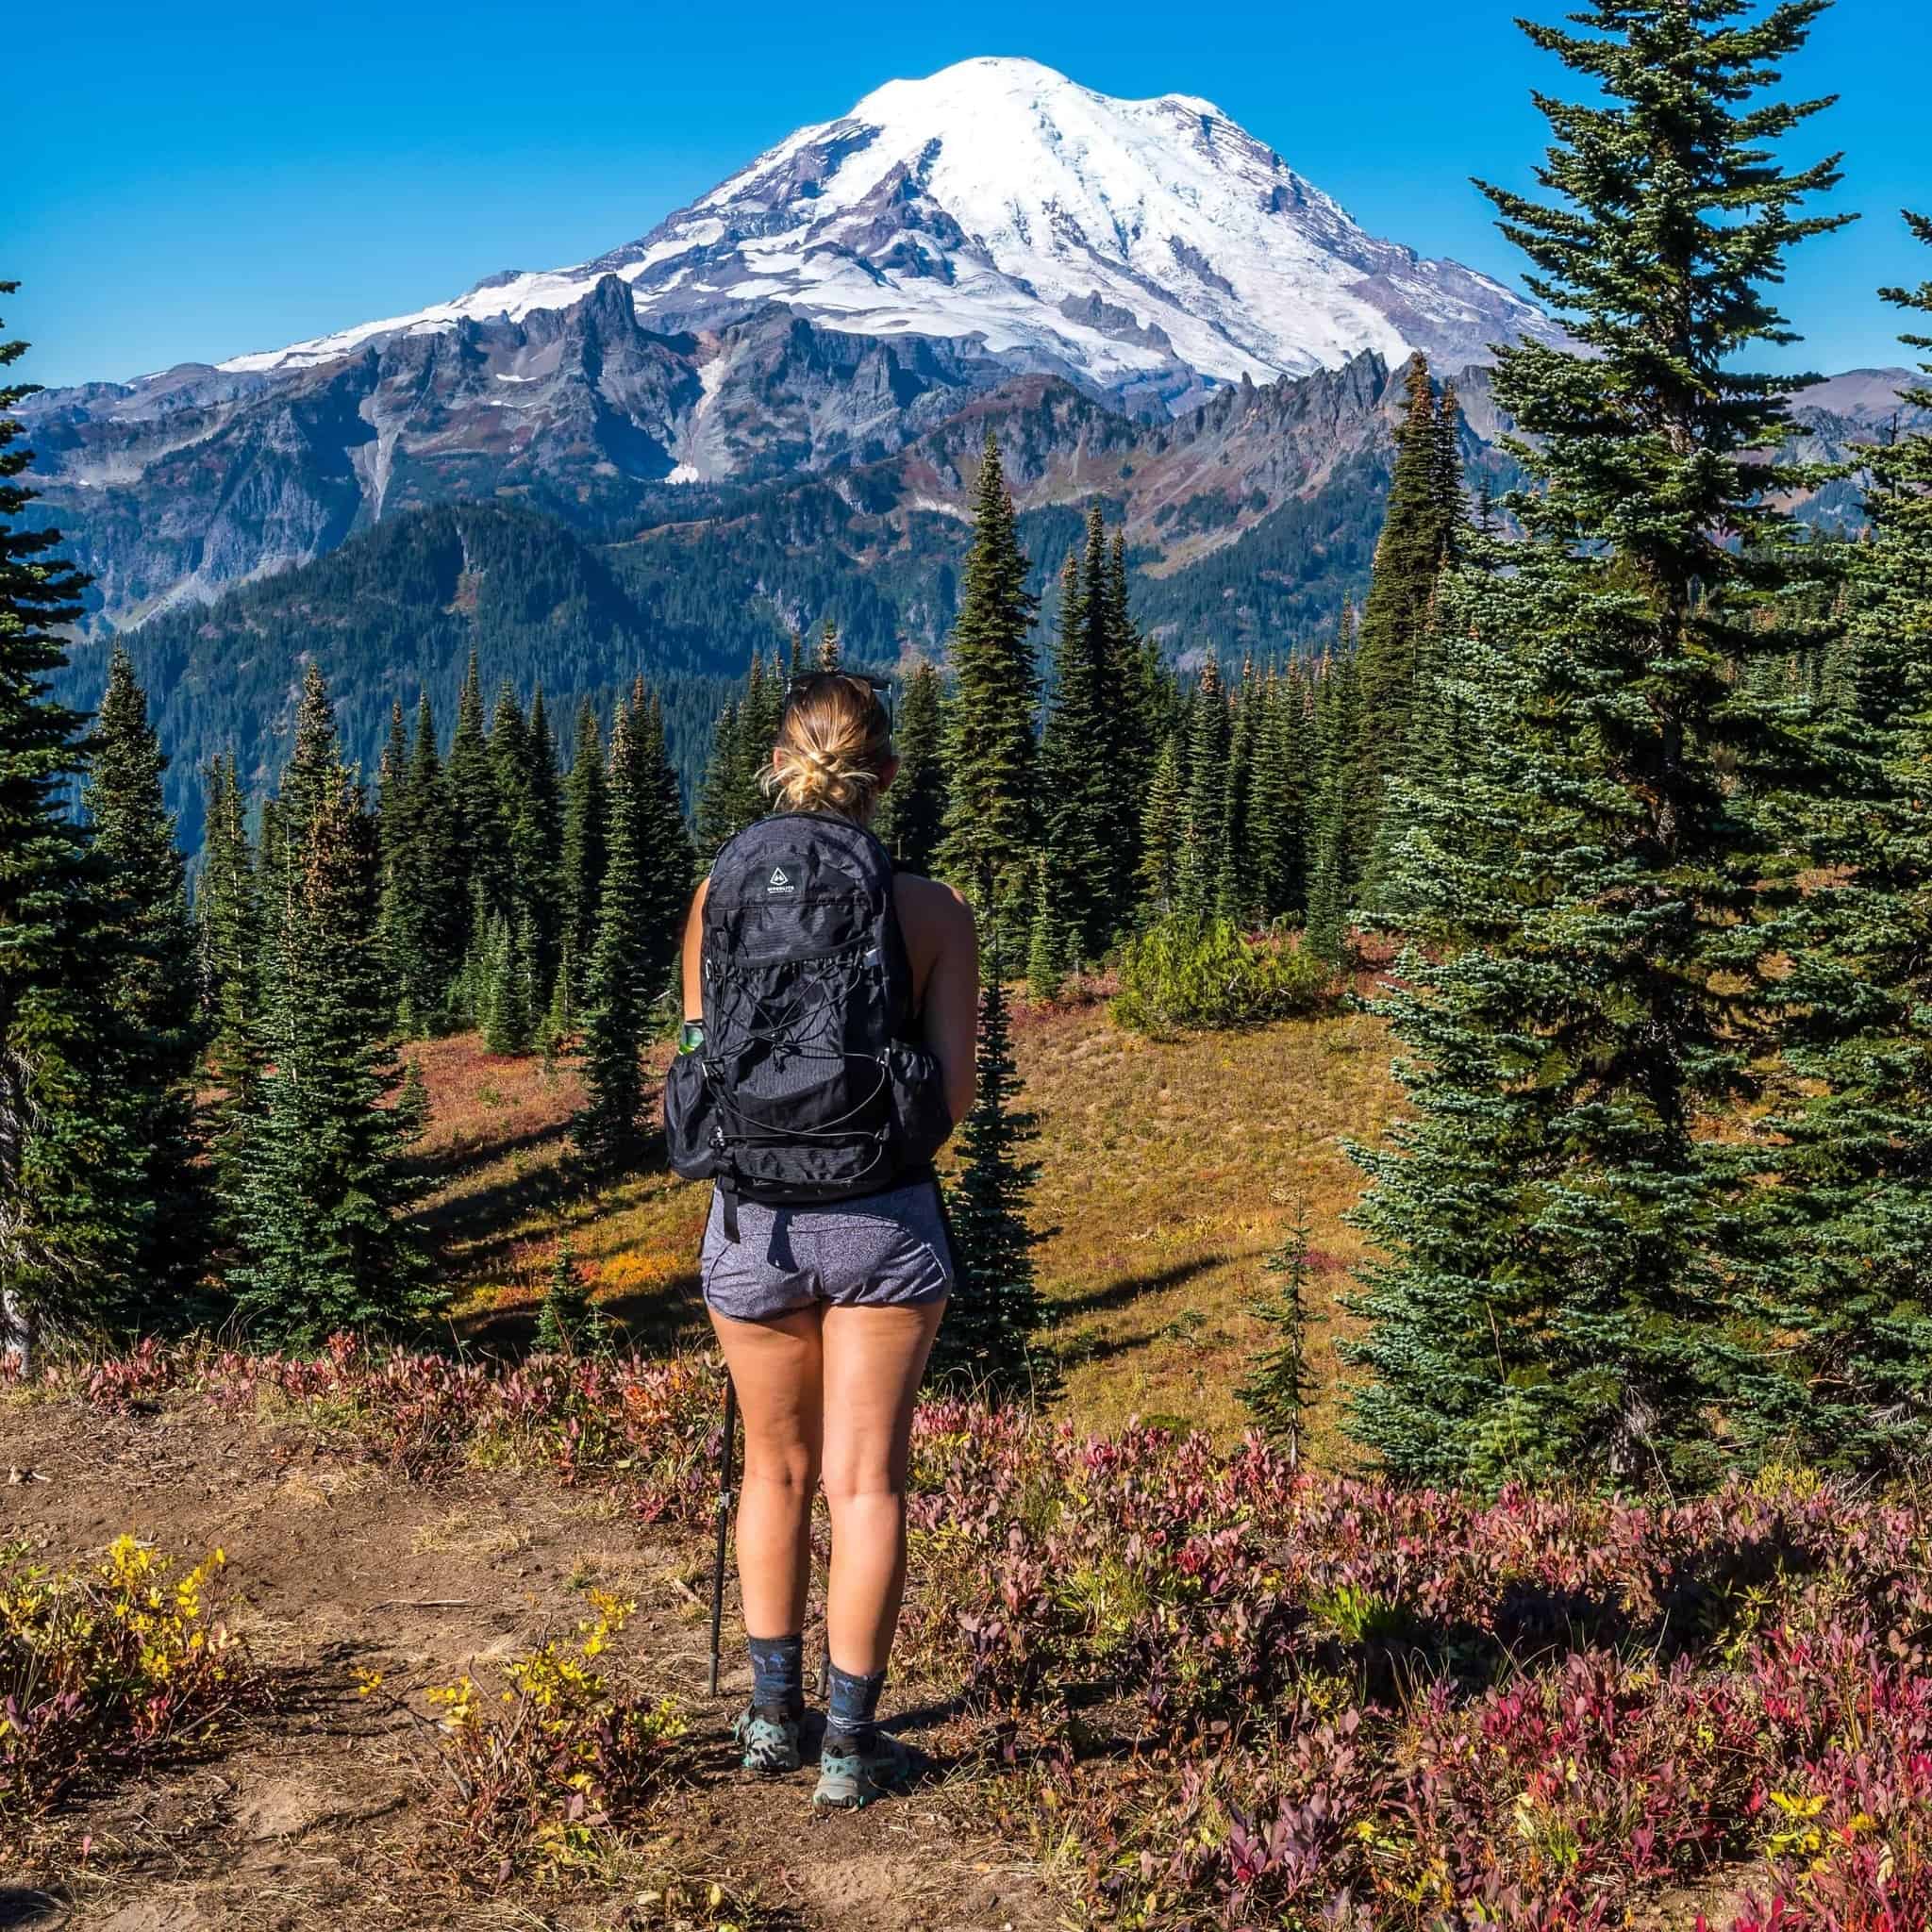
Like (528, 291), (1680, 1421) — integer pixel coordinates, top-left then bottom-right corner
(218, 57), (1548, 407)
(25, 57), (1563, 629)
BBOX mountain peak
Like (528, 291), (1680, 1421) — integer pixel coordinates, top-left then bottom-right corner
(213, 57), (1548, 398)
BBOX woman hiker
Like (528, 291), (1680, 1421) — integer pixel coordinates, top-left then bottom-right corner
(669, 670), (977, 1808)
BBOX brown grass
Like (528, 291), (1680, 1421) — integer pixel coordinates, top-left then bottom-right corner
(412, 997), (1400, 1463)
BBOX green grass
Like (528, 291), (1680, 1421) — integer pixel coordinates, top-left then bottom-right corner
(414, 992), (1401, 1457)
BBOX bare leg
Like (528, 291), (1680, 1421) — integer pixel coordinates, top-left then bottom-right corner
(818, 1301), (945, 1674)
(708, 1305), (824, 1638)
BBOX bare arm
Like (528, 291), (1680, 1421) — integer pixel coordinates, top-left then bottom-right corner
(680, 877), (708, 1024)
(898, 875), (978, 1131)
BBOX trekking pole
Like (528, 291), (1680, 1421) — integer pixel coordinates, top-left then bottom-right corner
(708, 1373), (738, 1699)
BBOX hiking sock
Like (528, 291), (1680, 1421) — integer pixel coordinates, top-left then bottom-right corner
(824, 1662), (887, 1756)
(747, 1633), (805, 1723)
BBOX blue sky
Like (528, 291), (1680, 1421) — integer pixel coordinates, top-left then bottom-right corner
(11, 0), (1925, 391)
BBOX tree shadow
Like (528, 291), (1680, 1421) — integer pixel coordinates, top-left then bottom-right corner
(1050, 1253), (1233, 1321)
(417, 1118), (574, 1184)
(453, 1260), (708, 1359)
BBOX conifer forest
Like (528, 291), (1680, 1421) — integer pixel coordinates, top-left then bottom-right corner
(7, 3), (1932, 1925)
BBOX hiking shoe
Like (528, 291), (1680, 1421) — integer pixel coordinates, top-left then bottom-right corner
(733, 1706), (803, 1776)
(813, 1731), (912, 1808)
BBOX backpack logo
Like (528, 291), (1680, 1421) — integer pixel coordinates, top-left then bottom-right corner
(767, 866), (794, 893)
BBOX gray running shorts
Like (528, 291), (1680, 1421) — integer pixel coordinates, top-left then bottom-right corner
(700, 1174), (955, 1324)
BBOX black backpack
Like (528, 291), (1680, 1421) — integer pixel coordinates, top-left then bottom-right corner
(663, 812), (952, 1235)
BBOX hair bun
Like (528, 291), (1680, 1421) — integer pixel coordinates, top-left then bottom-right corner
(759, 673), (893, 821)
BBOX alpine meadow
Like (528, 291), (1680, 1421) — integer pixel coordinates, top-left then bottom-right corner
(8, 4), (1932, 1925)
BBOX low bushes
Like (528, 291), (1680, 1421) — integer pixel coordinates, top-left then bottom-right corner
(1, 1535), (260, 1845)
(1113, 916), (1334, 1037)
(897, 1404), (1932, 1930)
(11, 1343), (1932, 1925)
(414, 1589), (686, 1886)
(3, 1334), (724, 1521)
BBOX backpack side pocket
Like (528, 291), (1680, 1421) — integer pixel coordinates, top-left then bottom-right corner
(883, 1041), (954, 1173)
(663, 1051), (725, 1182)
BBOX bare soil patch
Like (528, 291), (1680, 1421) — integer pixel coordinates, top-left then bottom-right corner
(1, 1398), (1055, 1932)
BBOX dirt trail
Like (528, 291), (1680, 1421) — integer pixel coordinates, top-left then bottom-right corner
(0, 1400), (1055, 1932)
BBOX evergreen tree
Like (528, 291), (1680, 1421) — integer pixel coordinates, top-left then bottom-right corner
(444, 650), (504, 984)
(1025, 851), (1072, 1003)
(556, 696), (608, 1030)
(1430, 380), (1467, 564)
(1741, 216), (1932, 1468)
(230, 677), (435, 1341)
(0, 291), (146, 1359)
(1352, 357), (1462, 902)
(1105, 529), (1162, 891)
(374, 700), (411, 1024)
(1136, 729), (1187, 920)
(730, 654), (785, 832)
(937, 432), (1040, 920)
(1174, 658), (1230, 918)
(1239, 1193), (1321, 1467)
(535, 1236), (597, 1355)
(482, 910), (535, 1055)
(694, 697), (744, 858)
(260, 661), (349, 902)
(817, 618), (841, 673)
(386, 693), (463, 1035)
(873, 658), (948, 873)
(84, 645), (209, 1304)
(1215, 661), (1258, 926)
(523, 687), (565, 1016)
(573, 688), (689, 1176)
(1040, 528), (1115, 957)
(1306, 639), (1365, 967)
(694, 655), (785, 859)
(631, 683), (694, 993)
(1245, 664), (1309, 923)
(1343, 0), (1852, 1489)
(197, 751), (263, 1130)
(929, 939), (1051, 1399)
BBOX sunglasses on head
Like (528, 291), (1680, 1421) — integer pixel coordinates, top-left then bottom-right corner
(785, 669), (894, 724)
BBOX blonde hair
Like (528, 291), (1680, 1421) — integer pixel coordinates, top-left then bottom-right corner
(762, 673), (893, 819)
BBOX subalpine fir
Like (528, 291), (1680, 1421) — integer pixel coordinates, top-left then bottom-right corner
(573, 686), (690, 1177)
(1305, 636), (1364, 966)
(1239, 1193), (1321, 1468)
(0, 295), (151, 1359)
(84, 645), (210, 1307)
(229, 675), (435, 1341)
(1739, 215), (1932, 1470)
(1343, 0), (1852, 1489)
(444, 651), (504, 993)
(1040, 528), (1115, 958)
(197, 752), (263, 1153)
(1343, 358), (1467, 910)
(383, 694), (464, 1035)
(1215, 660), (1258, 927)
(1174, 658), (1229, 918)
(936, 431), (1040, 921)
(929, 937), (1052, 1400)
(694, 654), (784, 859)
(630, 680), (693, 977)
(1244, 663), (1310, 923)
(873, 659), (947, 874)
(1136, 729), (1186, 921)
(555, 696), (608, 1031)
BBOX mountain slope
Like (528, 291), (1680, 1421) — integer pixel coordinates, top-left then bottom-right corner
(57, 355), (1439, 846)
